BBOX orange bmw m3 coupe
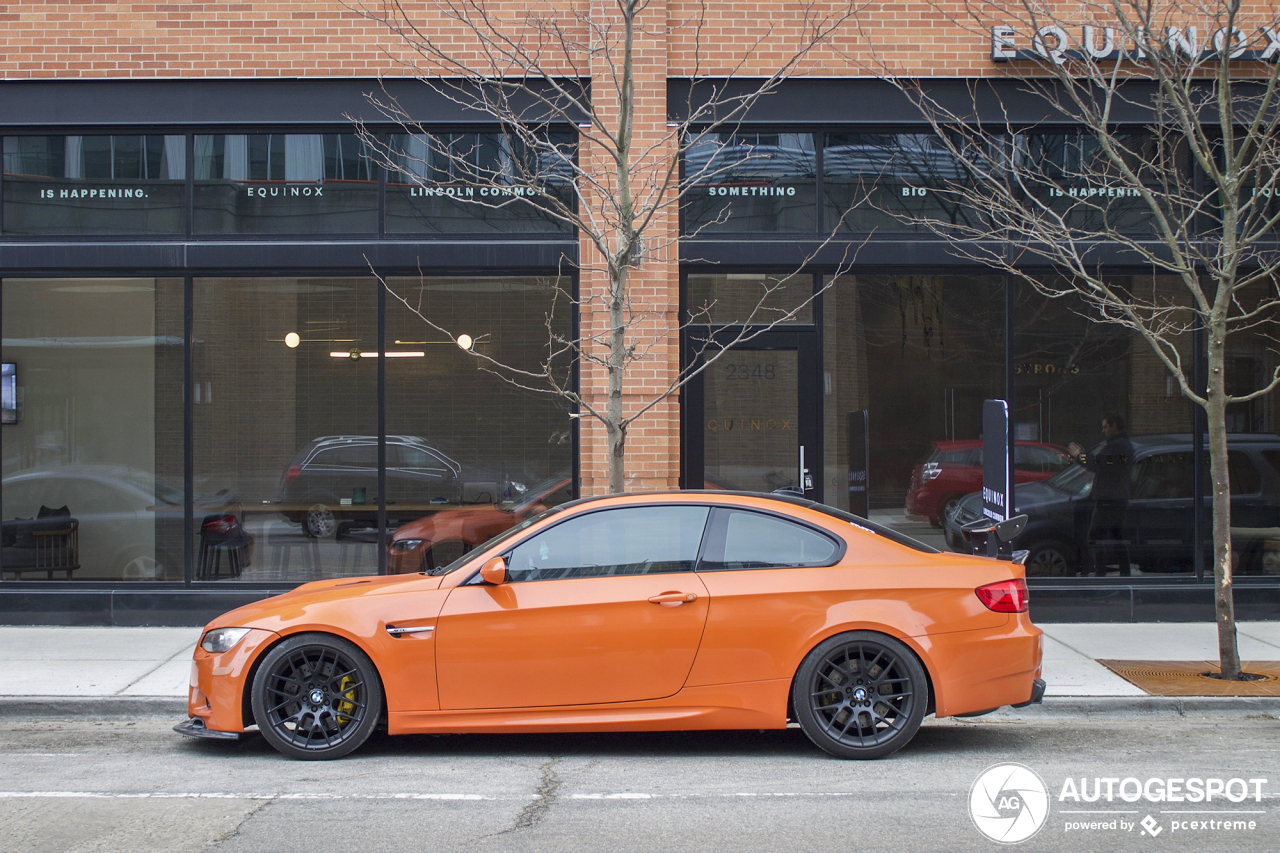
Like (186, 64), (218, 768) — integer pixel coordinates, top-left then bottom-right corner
(177, 491), (1044, 760)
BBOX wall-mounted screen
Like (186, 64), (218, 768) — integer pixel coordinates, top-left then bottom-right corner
(1, 362), (16, 424)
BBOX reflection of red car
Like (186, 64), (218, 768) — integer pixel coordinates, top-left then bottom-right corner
(906, 441), (1073, 526)
(387, 478), (574, 573)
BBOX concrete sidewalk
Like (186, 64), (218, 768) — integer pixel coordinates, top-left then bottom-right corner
(0, 622), (1278, 704)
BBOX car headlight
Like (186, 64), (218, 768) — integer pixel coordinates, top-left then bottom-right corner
(390, 539), (425, 553)
(200, 627), (251, 654)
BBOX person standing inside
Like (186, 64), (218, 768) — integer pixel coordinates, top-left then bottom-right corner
(1068, 413), (1135, 577)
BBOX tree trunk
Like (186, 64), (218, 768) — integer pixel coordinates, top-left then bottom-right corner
(1205, 320), (1243, 680)
(606, 262), (628, 495)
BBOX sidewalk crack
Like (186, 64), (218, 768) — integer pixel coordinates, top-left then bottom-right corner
(1238, 626), (1280, 653)
(114, 641), (196, 696)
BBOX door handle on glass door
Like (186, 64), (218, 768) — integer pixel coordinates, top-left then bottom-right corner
(648, 592), (697, 605)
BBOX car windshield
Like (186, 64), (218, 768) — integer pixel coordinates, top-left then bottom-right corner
(428, 504), (568, 576)
(1045, 463), (1093, 497)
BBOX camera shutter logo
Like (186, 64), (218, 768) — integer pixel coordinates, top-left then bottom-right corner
(969, 763), (1050, 843)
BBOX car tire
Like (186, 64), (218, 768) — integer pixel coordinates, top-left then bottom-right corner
(1024, 539), (1075, 577)
(935, 495), (964, 529)
(303, 503), (338, 539)
(793, 631), (928, 760)
(251, 633), (383, 761)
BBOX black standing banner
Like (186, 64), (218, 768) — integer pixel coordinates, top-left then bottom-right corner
(847, 410), (870, 519)
(982, 399), (1011, 525)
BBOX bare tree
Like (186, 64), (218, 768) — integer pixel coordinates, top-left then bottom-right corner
(346, 0), (858, 494)
(861, 0), (1280, 680)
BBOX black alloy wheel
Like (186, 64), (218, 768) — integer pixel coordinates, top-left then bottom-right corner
(251, 633), (383, 760)
(793, 631), (928, 759)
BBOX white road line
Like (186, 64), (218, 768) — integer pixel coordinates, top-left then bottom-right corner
(0, 790), (874, 802)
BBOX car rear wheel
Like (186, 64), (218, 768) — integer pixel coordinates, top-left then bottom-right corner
(303, 505), (337, 539)
(251, 633), (383, 760)
(793, 631), (928, 760)
(936, 494), (964, 528)
(1024, 540), (1075, 577)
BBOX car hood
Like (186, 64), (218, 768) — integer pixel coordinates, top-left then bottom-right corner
(204, 573), (444, 631)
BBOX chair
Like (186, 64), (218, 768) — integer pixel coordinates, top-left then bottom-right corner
(266, 521), (320, 578)
(197, 513), (249, 581)
(1, 517), (79, 580)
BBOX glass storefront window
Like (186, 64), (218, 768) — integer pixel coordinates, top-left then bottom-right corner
(823, 133), (989, 233)
(1008, 278), (1195, 578)
(821, 274), (1005, 551)
(2, 278), (184, 580)
(383, 276), (574, 570)
(682, 132), (817, 233)
(3, 135), (186, 235)
(192, 278), (377, 581)
(686, 273), (813, 325)
(193, 134), (378, 234)
(385, 132), (574, 234)
(1014, 131), (1187, 232)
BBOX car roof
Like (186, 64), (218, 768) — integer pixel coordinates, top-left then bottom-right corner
(540, 490), (939, 553)
(1129, 433), (1280, 454)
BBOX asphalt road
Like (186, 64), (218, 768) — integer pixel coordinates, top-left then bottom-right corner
(0, 708), (1276, 853)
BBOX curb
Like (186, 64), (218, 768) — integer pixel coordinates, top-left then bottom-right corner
(0, 696), (188, 717)
(991, 696), (1280, 718)
(0, 695), (1276, 720)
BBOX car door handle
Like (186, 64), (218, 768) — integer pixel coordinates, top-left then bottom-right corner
(648, 592), (698, 605)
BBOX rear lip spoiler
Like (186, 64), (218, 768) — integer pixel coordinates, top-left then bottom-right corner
(1012, 677), (1047, 708)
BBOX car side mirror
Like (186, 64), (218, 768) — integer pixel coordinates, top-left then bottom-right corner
(996, 514), (1028, 542)
(479, 556), (507, 585)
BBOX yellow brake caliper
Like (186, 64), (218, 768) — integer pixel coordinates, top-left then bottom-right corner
(336, 675), (357, 723)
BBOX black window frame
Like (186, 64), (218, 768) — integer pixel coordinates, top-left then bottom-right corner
(697, 505), (844, 571)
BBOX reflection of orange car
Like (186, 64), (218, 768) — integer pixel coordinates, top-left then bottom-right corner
(387, 477), (574, 574)
(177, 491), (1044, 761)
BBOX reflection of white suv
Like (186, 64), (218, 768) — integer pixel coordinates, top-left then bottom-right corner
(2, 465), (248, 580)
(277, 435), (519, 538)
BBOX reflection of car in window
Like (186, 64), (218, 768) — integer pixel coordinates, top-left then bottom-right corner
(278, 435), (527, 539)
(944, 433), (1280, 577)
(2, 465), (251, 580)
(387, 476), (575, 573)
(906, 440), (1072, 527)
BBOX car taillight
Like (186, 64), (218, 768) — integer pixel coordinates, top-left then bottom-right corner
(202, 514), (238, 534)
(283, 465), (302, 484)
(975, 579), (1029, 613)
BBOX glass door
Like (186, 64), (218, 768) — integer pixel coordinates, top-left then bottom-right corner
(684, 330), (820, 501)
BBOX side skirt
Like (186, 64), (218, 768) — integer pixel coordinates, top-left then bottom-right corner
(388, 679), (790, 735)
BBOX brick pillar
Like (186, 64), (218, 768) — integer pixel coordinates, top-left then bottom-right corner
(577, 0), (680, 495)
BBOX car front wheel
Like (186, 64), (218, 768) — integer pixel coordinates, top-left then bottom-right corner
(793, 631), (928, 760)
(251, 633), (383, 760)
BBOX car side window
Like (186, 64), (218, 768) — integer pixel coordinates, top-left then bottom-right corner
(1228, 451), (1262, 495)
(392, 445), (449, 474)
(311, 446), (372, 469)
(506, 505), (710, 582)
(1132, 452), (1194, 499)
(700, 509), (839, 571)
